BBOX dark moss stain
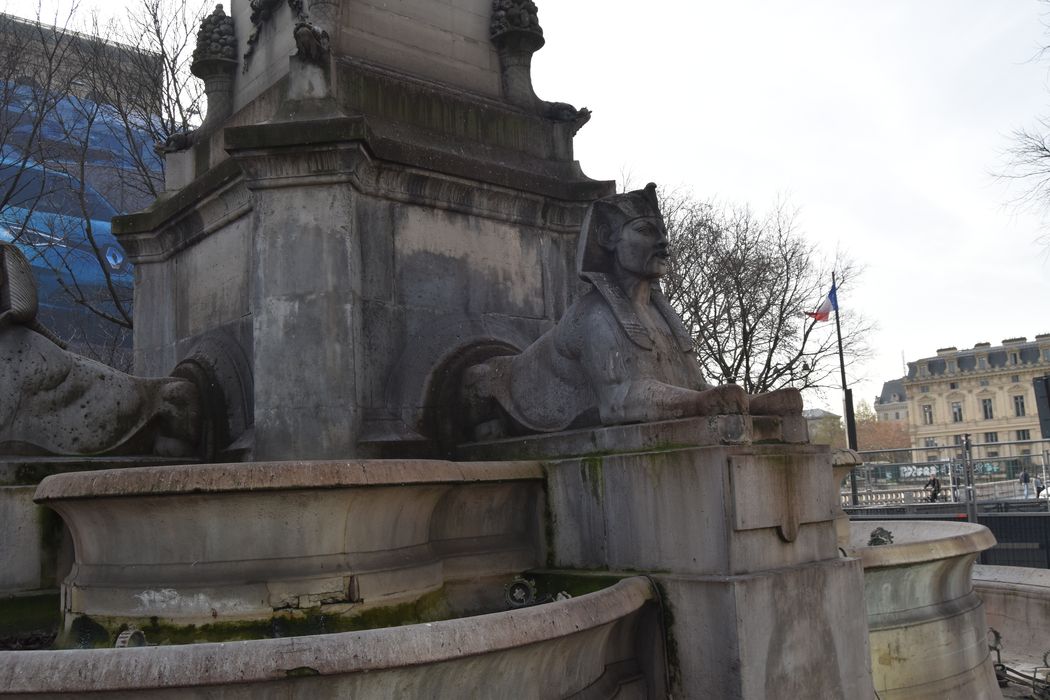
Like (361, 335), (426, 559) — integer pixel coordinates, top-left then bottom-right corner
(541, 470), (557, 569)
(527, 570), (627, 599)
(579, 457), (604, 502)
(0, 592), (60, 638)
(36, 507), (66, 577)
(650, 578), (682, 691)
(285, 666), (320, 677)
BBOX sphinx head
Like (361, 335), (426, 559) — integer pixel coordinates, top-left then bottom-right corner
(576, 182), (668, 281)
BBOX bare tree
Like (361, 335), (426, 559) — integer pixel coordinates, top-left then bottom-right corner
(1003, 119), (1050, 225)
(1001, 2), (1050, 235)
(0, 0), (206, 367)
(0, 9), (78, 208)
(660, 189), (874, 396)
(84, 0), (206, 202)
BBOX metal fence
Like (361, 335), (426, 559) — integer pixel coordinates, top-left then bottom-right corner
(843, 438), (1050, 568)
(842, 438), (1050, 509)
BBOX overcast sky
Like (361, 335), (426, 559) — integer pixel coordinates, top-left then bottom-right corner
(10, 0), (1050, 414)
(533, 1), (1050, 412)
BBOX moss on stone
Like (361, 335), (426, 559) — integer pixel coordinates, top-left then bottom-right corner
(528, 570), (627, 599)
(0, 592), (60, 637)
(58, 588), (454, 648)
(541, 470), (557, 569)
(580, 457), (604, 502)
(650, 578), (682, 691)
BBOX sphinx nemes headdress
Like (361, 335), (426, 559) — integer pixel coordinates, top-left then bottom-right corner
(576, 182), (662, 277)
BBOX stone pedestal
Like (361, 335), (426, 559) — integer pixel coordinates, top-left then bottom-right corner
(462, 416), (875, 699)
(116, 60), (610, 461)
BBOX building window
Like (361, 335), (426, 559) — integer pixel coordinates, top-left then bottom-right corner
(919, 364), (929, 377)
(984, 432), (998, 443)
(894, 411), (900, 420)
(922, 405), (934, 425)
(978, 357), (987, 369)
(988, 451), (999, 458)
(1018, 429), (1032, 441)
(952, 402), (963, 422)
(1043, 349), (1050, 361)
(924, 438), (937, 447)
(1011, 352), (1019, 365)
(1012, 375), (1020, 383)
(982, 398), (994, 420)
(949, 382), (959, 390)
(979, 379), (989, 387)
(948, 360), (957, 373)
(1014, 395), (1026, 417)
(953, 435), (963, 446)
(920, 385), (930, 393)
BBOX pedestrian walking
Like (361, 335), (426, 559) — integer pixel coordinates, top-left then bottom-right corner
(924, 474), (942, 503)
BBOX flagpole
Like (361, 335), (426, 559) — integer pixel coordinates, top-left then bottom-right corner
(832, 271), (860, 505)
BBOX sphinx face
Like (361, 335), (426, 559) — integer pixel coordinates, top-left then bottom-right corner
(613, 216), (669, 280)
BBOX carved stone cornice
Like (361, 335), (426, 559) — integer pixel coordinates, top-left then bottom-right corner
(117, 114), (612, 264)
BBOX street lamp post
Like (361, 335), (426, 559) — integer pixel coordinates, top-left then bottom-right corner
(964, 434), (977, 523)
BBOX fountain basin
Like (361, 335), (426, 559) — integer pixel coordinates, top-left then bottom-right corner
(851, 519), (1000, 699)
(34, 459), (545, 643)
(0, 576), (664, 698)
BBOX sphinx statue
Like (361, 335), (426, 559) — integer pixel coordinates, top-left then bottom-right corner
(0, 243), (201, 456)
(463, 183), (802, 437)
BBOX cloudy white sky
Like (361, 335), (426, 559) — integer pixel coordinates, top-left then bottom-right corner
(533, 1), (1050, 413)
(9, 0), (1050, 414)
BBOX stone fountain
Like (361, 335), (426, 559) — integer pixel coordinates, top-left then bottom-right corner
(0, 1), (1005, 698)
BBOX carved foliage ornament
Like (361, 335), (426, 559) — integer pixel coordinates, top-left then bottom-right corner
(490, 0), (542, 40)
(244, 0), (306, 71)
(192, 4), (236, 64)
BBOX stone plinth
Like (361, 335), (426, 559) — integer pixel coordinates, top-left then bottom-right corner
(35, 459), (544, 639)
(115, 76), (610, 461)
(0, 577), (664, 698)
(464, 416), (874, 699)
(851, 520), (1000, 699)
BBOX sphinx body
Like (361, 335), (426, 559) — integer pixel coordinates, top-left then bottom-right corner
(0, 243), (199, 456)
(464, 183), (801, 437)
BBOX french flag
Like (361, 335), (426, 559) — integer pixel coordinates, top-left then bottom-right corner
(806, 285), (838, 321)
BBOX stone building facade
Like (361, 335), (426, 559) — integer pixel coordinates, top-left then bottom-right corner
(904, 335), (1050, 463)
(874, 378), (908, 423)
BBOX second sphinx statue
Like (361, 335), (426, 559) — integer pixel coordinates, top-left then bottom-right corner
(463, 183), (802, 436)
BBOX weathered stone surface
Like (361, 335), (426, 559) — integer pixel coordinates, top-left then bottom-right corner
(470, 417), (873, 699)
(1, 323), (200, 458)
(1, 456), (186, 600)
(543, 444), (838, 576)
(659, 559), (872, 699)
(0, 244), (201, 458)
(36, 459), (545, 629)
(851, 521), (1000, 699)
(0, 577), (661, 698)
(974, 564), (1050, 673)
(0, 486), (53, 594)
